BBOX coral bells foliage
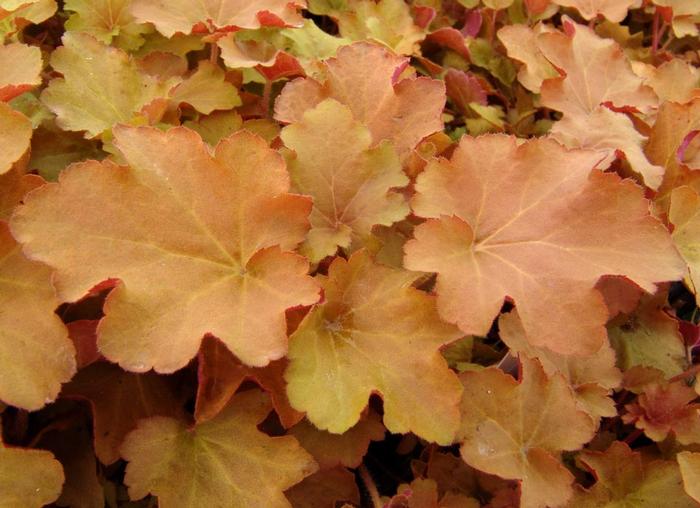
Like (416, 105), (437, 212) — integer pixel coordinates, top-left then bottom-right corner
(5, 2), (700, 508)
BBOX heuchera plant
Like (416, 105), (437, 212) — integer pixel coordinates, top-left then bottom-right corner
(2, 0), (700, 506)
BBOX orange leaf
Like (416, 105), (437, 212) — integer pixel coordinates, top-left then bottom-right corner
(130, 0), (307, 37)
(275, 42), (445, 157)
(12, 126), (320, 372)
(121, 389), (318, 508)
(280, 98), (409, 262)
(289, 414), (385, 470)
(0, 222), (76, 410)
(0, 102), (32, 175)
(538, 19), (657, 116)
(457, 359), (596, 508)
(405, 134), (683, 355)
(0, 42), (42, 101)
(623, 380), (700, 443)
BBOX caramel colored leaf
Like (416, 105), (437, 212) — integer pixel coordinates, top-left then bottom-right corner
(457, 359), (596, 508)
(498, 24), (557, 94)
(41, 32), (170, 138)
(551, 0), (641, 22)
(121, 389), (318, 508)
(645, 59), (700, 104)
(289, 414), (385, 469)
(275, 42), (446, 157)
(0, 166), (42, 219)
(169, 61), (241, 114)
(62, 361), (185, 465)
(550, 105), (663, 189)
(12, 126), (319, 373)
(647, 99), (700, 205)
(572, 441), (695, 507)
(500, 310), (622, 419)
(195, 336), (303, 427)
(670, 185), (700, 293)
(538, 20), (657, 116)
(281, 99), (408, 262)
(285, 467), (360, 508)
(0, 439), (64, 508)
(0, 43), (42, 101)
(130, 0), (307, 37)
(286, 250), (463, 443)
(0, 102), (32, 175)
(405, 134), (683, 355)
(678, 451), (700, 503)
(0, 222), (76, 410)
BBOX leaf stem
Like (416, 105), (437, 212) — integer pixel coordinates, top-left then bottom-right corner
(651, 9), (661, 58)
(359, 463), (382, 508)
(669, 363), (700, 384)
(210, 42), (220, 65)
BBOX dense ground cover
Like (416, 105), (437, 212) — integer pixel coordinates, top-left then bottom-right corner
(2, 0), (700, 506)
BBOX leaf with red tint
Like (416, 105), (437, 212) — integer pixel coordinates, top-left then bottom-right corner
(445, 69), (488, 113)
(405, 134), (683, 356)
(289, 414), (385, 470)
(285, 467), (360, 508)
(62, 361), (185, 465)
(623, 379), (700, 444)
(596, 276), (643, 320)
(275, 42), (446, 157)
(12, 126), (319, 373)
(121, 389), (318, 508)
(457, 359), (596, 508)
(66, 320), (101, 370)
(195, 336), (303, 427)
(130, 0), (307, 37)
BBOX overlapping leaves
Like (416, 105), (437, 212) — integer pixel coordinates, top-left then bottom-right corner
(2, 0), (700, 506)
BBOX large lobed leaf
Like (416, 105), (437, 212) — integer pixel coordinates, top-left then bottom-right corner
(405, 134), (683, 355)
(11, 125), (320, 373)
